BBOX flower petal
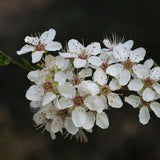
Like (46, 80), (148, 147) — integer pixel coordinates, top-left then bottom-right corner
(33, 111), (45, 125)
(30, 101), (41, 109)
(86, 42), (101, 55)
(96, 112), (109, 129)
(88, 56), (102, 67)
(108, 92), (123, 108)
(106, 64), (123, 78)
(65, 117), (78, 135)
(26, 85), (44, 101)
(77, 81), (99, 96)
(153, 83), (160, 95)
(125, 95), (141, 108)
(72, 107), (87, 127)
(55, 97), (73, 109)
(139, 106), (150, 125)
(79, 68), (92, 78)
(122, 40), (134, 49)
(25, 36), (39, 45)
(129, 47), (146, 63)
(45, 41), (62, 51)
(103, 39), (112, 48)
(83, 112), (95, 130)
(119, 69), (131, 86)
(142, 88), (155, 102)
(58, 82), (76, 98)
(55, 56), (69, 71)
(27, 70), (41, 82)
(143, 59), (154, 70)
(113, 45), (128, 61)
(73, 58), (86, 68)
(59, 52), (78, 58)
(42, 92), (56, 106)
(93, 68), (108, 85)
(133, 64), (149, 79)
(31, 51), (43, 63)
(84, 95), (106, 113)
(149, 67), (160, 81)
(40, 29), (56, 44)
(128, 79), (143, 91)
(68, 39), (85, 54)
(51, 116), (63, 133)
(17, 45), (34, 55)
(109, 78), (121, 91)
(54, 71), (66, 85)
(150, 102), (160, 118)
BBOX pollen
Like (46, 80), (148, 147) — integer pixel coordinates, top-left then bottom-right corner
(113, 95), (115, 98)
(110, 100), (113, 103)
(50, 59), (52, 62)
(54, 57), (56, 60)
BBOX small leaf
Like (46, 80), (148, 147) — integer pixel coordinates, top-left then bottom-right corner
(22, 58), (36, 70)
(52, 89), (56, 95)
(53, 81), (59, 87)
(0, 55), (10, 66)
(154, 61), (159, 67)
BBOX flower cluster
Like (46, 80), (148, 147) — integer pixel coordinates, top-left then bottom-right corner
(17, 28), (160, 142)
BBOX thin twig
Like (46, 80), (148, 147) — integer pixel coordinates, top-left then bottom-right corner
(0, 50), (31, 72)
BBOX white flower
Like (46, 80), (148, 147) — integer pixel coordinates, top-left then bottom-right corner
(45, 55), (69, 71)
(17, 29), (62, 63)
(26, 68), (66, 106)
(102, 38), (134, 64)
(33, 103), (79, 136)
(59, 39), (102, 68)
(125, 95), (160, 125)
(128, 64), (160, 101)
(86, 67), (123, 109)
(103, 38), (134, 52)
(106, 47), (146, 86)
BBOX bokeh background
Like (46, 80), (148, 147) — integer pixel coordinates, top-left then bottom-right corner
(0, 0), (160, 159)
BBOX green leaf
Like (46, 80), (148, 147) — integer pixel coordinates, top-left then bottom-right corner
(0, 55), (10, 66)
(53, 81), (59, 87)
(154, 62), (159, 67)
(52, 89), (56, 94)
(22, 58), (36, 70)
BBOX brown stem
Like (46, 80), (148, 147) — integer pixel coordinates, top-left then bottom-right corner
(0, 50), (31, 72)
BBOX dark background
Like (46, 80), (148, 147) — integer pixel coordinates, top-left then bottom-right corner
(0, 0), (160, 159)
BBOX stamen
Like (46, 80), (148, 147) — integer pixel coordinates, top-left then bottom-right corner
(43, 81), (53, 92)
(100, 85), (111, 96)
(143, 78), (153, 88)
(35, 44), (45, 51)
(123, 59), (133, 70)
(72, 77), (81, 85)
(73, 95), (84, 106)
(78, 53), (88, 60)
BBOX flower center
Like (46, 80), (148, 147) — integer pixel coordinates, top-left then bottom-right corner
(72, 77), (81, 85)
(143, 78), (153, 88)
(78, 53), (88, 60)
(57, 109), (69, 118)
(35, 44), (45, 51)
(123, 59), (133, 70)
(141, 99), (151, 107)
(73, 95), (84, 106)
(100, 62), (109, 71)
(43, 81), (53, 92)
(100, 85), (111, 96)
